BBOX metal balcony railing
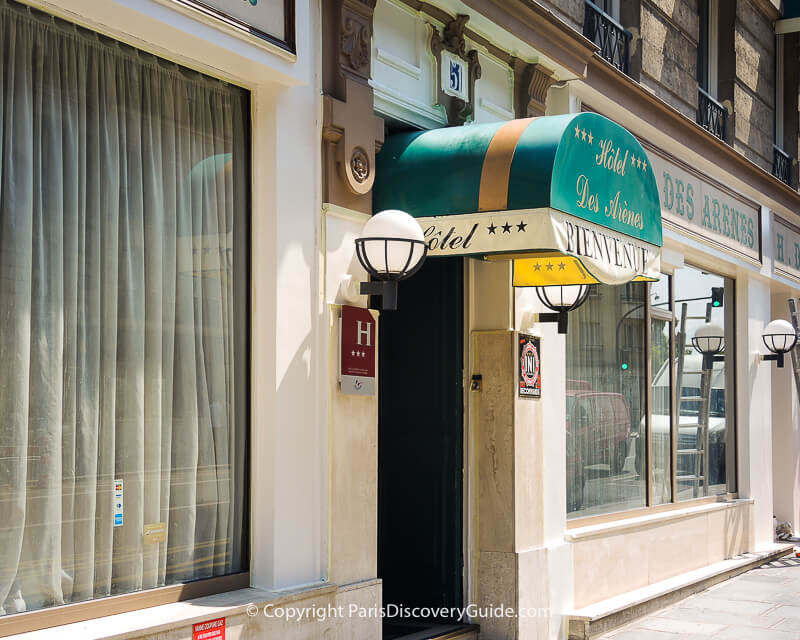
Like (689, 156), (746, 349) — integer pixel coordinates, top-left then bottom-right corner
(773, 145), (793, 187)
(697, 88), (727, 141)
(583, 0), (631, 75)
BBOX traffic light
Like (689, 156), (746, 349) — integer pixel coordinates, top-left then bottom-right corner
(621, 362), (629, 371)
(711, 287), (724, 308)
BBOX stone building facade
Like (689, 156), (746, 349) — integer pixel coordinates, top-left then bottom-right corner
(2, 1), (800, 640)
(318, 1), (800, 639)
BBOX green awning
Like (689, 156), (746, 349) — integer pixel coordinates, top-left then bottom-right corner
(374, 113), (662, 286)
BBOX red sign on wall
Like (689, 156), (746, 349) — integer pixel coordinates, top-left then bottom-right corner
(340, 305), (376, 396)
(193, 618), (225, 640)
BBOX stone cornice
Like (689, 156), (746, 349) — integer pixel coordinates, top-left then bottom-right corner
(584, 54), (800, 216)
(402, 0), (597, 78)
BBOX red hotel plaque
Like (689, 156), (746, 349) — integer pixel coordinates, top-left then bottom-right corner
(340, 305), (376, 396)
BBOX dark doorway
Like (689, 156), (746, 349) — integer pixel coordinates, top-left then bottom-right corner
(378, 256), (464, 635)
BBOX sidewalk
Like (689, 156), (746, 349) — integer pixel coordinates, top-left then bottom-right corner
(598, 553), (800, 639)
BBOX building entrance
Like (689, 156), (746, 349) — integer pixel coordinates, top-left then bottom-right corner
(378, 256), (466, 639)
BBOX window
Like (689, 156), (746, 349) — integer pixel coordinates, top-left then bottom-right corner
(673, 265), (735, 500)
(696, 0), (728, 140)
(650, 277), (673, 506)
(697, 0), (718, 98)
(583, 0), (631, 75)
(0, 0), (250, 620)
(567, 266), (736, 519)
(773, 34), (793, 186)
(776, 34), (785, 147)
(567, 283), (647, 518)
(598, 0), (620, 21)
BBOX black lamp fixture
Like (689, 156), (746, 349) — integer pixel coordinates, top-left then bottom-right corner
(355, 209), (428, 311)
(691, 322), (725, 370)
(760, 319), (798, 368)
(534, 284), (592, 334)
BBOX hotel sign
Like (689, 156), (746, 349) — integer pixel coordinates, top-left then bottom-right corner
(773, 215), (800, 281)
(175, 0), (293, 51)
(547, 114), (663, 248)
(420, 207), (660, 285)
(645, 146), (760, 263)
(339, 305), (376, 396)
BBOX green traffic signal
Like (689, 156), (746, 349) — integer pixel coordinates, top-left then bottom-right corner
(621, 363), (629, 371)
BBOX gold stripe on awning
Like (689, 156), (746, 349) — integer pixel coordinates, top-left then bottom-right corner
(478, 118), (535, 212)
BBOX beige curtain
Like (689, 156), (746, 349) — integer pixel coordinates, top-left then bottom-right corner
(0, 0), (248, 615)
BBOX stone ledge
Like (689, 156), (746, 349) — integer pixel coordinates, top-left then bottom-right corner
(566, 544), (794, 639)
(16, 579), (382, 640)
(565, 498), (754, 541)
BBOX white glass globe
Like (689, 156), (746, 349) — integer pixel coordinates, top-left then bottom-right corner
(762, 319), (798, 354)
(692, 322), (725, 354)
(357, 209), (426, 278)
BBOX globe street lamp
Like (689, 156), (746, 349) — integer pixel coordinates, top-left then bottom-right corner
(691, 322), (725, 371)
(534, 284), (592, 334)
(760, 319), (798, 369)
(355, 209), (428, 311)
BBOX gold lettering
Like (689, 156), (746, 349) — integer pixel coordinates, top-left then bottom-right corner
(576, 174), (600, 213)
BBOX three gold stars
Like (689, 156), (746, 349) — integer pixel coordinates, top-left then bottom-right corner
(573, 122), (650, 171)
(629, 154), (648, 171)
(574, 125), (594, 145)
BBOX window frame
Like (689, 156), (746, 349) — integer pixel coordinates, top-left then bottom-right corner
(648, 274), (676, 507)
(567, 264), (738, 528)
(697, 0), (719, 98)
(0, 573), (250, 636)
(776, 33), (785, 147)
(0, 3), (255, 633)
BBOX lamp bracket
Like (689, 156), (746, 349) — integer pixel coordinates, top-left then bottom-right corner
(360, 280), (398, 311)
(700, 353), (725, 370)
(533, 311), (569, 334)
(760, 353), (787, 368)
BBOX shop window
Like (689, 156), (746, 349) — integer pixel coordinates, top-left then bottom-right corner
(650, 276), (673, 506)
(566, 283), (647, 518)
(0, 0), (250, 621)
(673, 265), (735, 500)
(567, 266), (736, 519)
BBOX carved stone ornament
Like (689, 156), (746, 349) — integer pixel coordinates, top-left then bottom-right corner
(323, 79), (378, 197)
(439, 14), (469, 58)
(517, 62), (558, 117)
(430, 14), (482, 126)
(351, 147), (370, 184)
(341, 11), (371, 76)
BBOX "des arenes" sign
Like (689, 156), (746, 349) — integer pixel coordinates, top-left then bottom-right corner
(644, 145), (760, 263)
